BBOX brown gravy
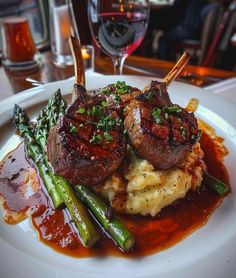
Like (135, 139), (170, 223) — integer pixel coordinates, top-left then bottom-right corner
(0, 131), (230, 258)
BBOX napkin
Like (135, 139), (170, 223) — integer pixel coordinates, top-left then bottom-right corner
(204, 77), (236, 103)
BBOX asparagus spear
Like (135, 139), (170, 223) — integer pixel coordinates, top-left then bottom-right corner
(35, 90), (66, 151)
(46, 89), (66, 129)
(75, 184), (135, 252)
(56, 177), (100, 247)
(13, 104), (63, 208)
(203, 172), (229, 195)
(33, 97), (99, 247)
(33, 92), (133, 249)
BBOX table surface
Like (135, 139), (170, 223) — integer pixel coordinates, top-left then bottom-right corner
(0, 51), (236, 101)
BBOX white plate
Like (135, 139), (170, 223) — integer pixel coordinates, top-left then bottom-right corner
(0, 75), (236, 278)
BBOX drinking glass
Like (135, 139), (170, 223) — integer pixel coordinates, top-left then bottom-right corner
(49, 0), (77, 67)
(88, 0), (150, 74)
(1, 17), (42, 72)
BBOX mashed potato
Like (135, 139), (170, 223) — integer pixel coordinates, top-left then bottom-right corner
(100, 143), (205, 217)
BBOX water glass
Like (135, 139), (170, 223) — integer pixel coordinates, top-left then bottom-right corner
(49, 0), (77, 67)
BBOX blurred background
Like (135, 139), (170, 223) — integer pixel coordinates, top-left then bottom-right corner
(0, 0), (235, 71)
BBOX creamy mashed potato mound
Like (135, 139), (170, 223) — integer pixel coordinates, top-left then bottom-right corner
(101, 143), (205, 217)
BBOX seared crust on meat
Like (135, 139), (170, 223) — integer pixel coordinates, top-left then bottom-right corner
(95, 81), (141, 118)
(124, 81), (200, 169)
(47, 84), (127, 186)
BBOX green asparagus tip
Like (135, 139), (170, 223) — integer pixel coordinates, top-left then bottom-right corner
(203, 172), (229, 195)
(13, 104), (28, 124)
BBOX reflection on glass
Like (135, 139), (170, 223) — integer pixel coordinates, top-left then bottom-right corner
(88, 0), (150, 74)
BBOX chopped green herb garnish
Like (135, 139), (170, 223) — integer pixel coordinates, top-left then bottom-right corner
(91, 134), (102, 144)
(70, 125), (78, 135)
(96, 115), (121, 131)
(145, 91), (154, 101)
(116, 81), (127, 88)
(196, 130), (202, 140)
(104, 132), (113, 141)
(117, 88), (126, 94)
(88, 105), (103, 117)
(92, 105), (101, 116)
(130, 122), (135, 129)
(114, 95), (121, 105)
(97, 115), (113, 130)
(116, 81), (129, 94)
(101, 89), (111, 95)
(116, 118), (123, 125)
(101, 100), (107, 107)
(180, 126), (186, 139)
(163, 105), (182, 113)
(76, 107), (86, 114)
(190, 130), (202, 141)
(152, 107), (162, 124)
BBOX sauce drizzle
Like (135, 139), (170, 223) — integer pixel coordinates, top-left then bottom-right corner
(0, 131), (230, 258)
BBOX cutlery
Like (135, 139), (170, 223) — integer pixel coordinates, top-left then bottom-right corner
(25, 77), (44, 86)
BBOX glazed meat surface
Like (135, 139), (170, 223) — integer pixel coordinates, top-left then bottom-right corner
(47, 84), (127, 186)
(94, 81), (141, 118)
(124, 81), (200, 169)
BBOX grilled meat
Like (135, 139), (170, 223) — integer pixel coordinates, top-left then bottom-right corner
(47, 84), (127, 186)
(94, 81), (141, 118)
(124, 81), (200, 169)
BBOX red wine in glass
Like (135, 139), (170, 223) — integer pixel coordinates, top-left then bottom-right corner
(88, 1), (150, 74)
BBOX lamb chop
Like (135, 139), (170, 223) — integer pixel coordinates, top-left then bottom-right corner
(47, 37), (127, 186)
(124, 53), (201, 169)
(93, 81), (141, 118)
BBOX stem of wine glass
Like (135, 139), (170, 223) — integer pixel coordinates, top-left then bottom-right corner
(112, 56), (125, 75)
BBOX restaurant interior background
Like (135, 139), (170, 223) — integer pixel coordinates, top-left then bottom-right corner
(0, 0), (235, 71)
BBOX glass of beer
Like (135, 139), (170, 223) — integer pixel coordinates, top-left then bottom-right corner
(1, 17), (42, 71)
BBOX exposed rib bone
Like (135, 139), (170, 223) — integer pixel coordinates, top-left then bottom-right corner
(163, 52), (190, 86)
(69, 35), (85, 89)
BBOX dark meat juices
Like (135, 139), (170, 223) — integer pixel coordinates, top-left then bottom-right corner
(0, 129), (230, 258)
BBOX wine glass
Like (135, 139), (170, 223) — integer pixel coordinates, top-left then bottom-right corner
(88, 0), (150, 75)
